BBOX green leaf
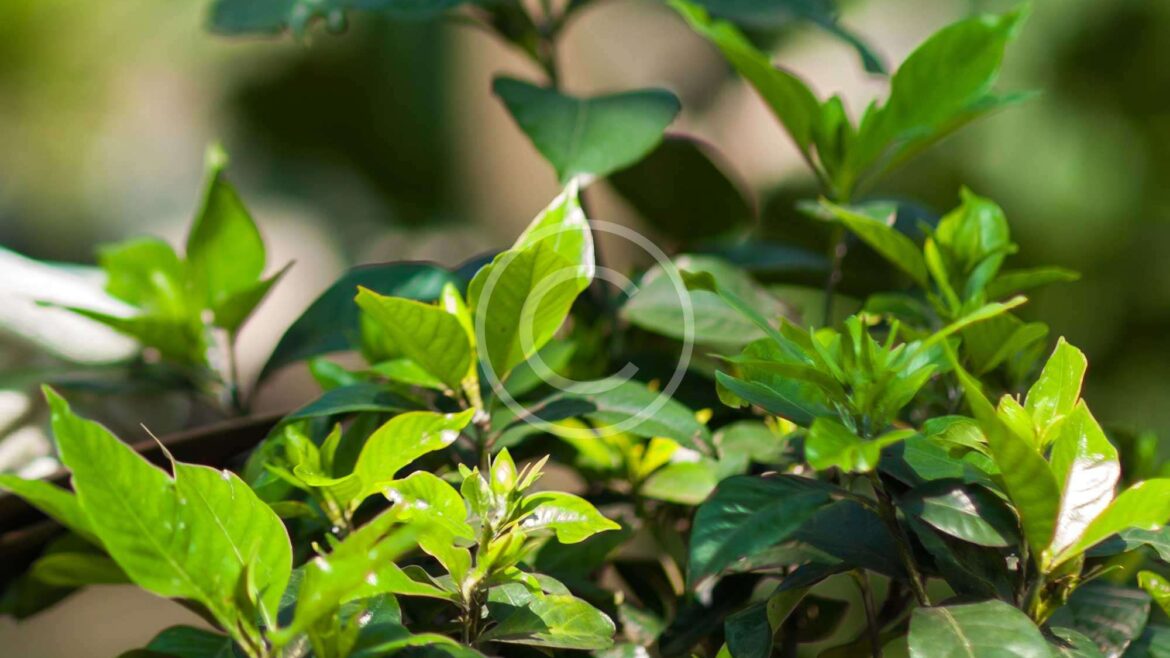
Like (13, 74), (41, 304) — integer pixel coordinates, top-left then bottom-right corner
(65, 308), (207, 366)
(45, 388), (291, 634)
(172, 461), (293, 625)
(952, 356), (1060, 561)
(670, 0), (820, 160)
(144, 625), (239, 658)
(987, 267), (1080, 300)
(608, 136), (753, 242)
(1049, 627), (1106, 658)
(482, 594), (616, 650)
(98, 237), (187, 317)
(262, 262), (456, 378)
(30, 553), (130, 587)
(1026, 338), (1088, 441)
(384, 471), (473, 540)
(283, 382), (412, 422)
(804, 417), (913, 473)
(516, 491), (620, 543)
(501, 340), (576, 399)
(355, 288), (473, 390)
(211, 263), (289, 334)
(715, 370), (831, 427)
(1051, 582), (1150, 658)
(352, 409), (475, 501)
(687, 475), (834, 584)
(899, 480), (1018, 548)
(850, 8), (1028, 179)
(0, 474), (98, 545)
(1140, 571), (1170, 619)
(469, 185), (594, 378)
(814, 200), (929, 287)
(493, 77), (680, 183)
(909, 600), (1051, 658)
(640, 461), (719, 505)
(186, 145), (265, 313)
(1049, 402), (1120, 557)
(273, 510), (420, 644)
(208, 0), (467, 36)
(1056, 479), (1170, 565)
(623, 255), (792, 349)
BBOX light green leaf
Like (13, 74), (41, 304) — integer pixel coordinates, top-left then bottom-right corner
(1056, 480), (1170, 565)
(0, 475), (98, 545)
(469, 185), (593, 379)
(493, 77), (680, 183)
(98, 237), (187, 317)
(353, 409), (475, 501)
(186, 145), (266, 312)
(670, 0), (819, 159)
(814, 200), (929, 287)
(688, 475), (834, 583)
(211, 263), (289, 334)
(804, 417), (912, 473)
(516, 491), (620, 544)
(1140, 571), (1170, 619)
(1026, 338), (1088, 440)
(172, 462), (293, 625)
(353, 562), (459, 603)
(640, 461), (719, 505)
(482, 594), (616, 650)
(384, 471), (473, 540)
(355, 288), (473, 390)
(273, 510), (420, 645)
(952, 355), (1060, 559)
(909, 600), (1051, 658)
(1048, 402), (1120, 557)
(45, 388), (290, 634)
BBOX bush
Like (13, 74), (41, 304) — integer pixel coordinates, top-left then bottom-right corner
(2, 1), (1169, 657)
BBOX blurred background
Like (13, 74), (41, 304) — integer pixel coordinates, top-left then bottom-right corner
(0, 0), (1167, 653)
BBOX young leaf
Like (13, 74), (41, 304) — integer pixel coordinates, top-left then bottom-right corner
(384, 471), (474, 540)
(1139, 571), (1170, 619)
(804, 418), (912, 473)
(1025, 338), (1088, 441)
(516, 491), (620, 544)
(908, 600), (1050, 658)
(493, 77), (680, 184)
(262, 262), (457, 378)
(687, 475), (834, 584)
(354, 288), (473, 391)
(951, 354), (1060, 560)
(186, 145), (266, 316)
(469, 185), (594, 378)
(97, 237), (187, 317)
(352, 409), (475, 501)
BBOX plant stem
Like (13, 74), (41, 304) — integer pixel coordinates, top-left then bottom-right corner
(852, 570), (883, 658)
(226, 332), (246, 416)
(867, 473), (931, 607)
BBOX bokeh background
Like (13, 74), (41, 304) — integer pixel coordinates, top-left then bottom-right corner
(0, 0), (1167, 653)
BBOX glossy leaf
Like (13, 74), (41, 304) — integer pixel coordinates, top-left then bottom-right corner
(804, 417), (912, 473)
(469, 185), (593, 378)
(688, 475), (833, 583)
(353, 409), (475, 501)
(900, 480), (1017, 548)
(0, 474), (98, 544)
(481, 594), (616, 650)
(355, 288), (473, 390)
(1056, 479), (1170, 565)
(516, 491), (620, 543)
(1051, 582), (1150, 658)
(814, 200), (929, 287)
(1049, 402), (1120, 557)
(909, 600), (1050, 658)
(1026, 338), (1089, 440)
(493, 77), (680, 183)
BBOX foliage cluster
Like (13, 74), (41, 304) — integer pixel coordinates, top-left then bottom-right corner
(3, 1), (1170, 658)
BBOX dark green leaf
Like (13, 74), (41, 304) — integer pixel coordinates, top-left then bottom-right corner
(145, 625), (239, 658)
(493, 77), (680, 183)
(1050, 582), (1150, 658)
(900, 480), (1018, 547)
(909, 600), (1050, 658)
